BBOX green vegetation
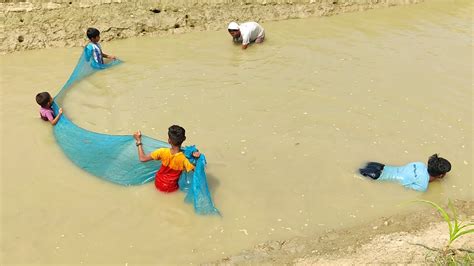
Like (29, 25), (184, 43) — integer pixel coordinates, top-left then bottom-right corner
(434, 252), (473, 265)
(414, 199), (474, 265)
(414, 199), (474, 250)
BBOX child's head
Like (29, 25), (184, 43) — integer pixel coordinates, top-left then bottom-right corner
(87, 27), (100, 42)
(168, 125), (186, 146)
(427, 154), (451, 178)
(36, 92), (52, 108)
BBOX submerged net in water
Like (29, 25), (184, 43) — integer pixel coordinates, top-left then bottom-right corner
(51, 49), (220, 215)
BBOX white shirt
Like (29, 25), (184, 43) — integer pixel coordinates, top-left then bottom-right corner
(239, 22), (265, 45)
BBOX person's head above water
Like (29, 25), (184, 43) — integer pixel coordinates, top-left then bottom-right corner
(228, 22), (241, 38)
(36, 92), (52, 108)
(86, 27), (101, 42)
(168, 125), (186, 147)
(427, 154), (451, 180)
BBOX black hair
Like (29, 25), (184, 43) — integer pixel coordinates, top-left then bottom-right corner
(168, 125), (186, 146)
(228, 29), (239, 32)
(86, 27), (100, 40)
(427, 154), (451, 177)
(36, 92), (51, 108)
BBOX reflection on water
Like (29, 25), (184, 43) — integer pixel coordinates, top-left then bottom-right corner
(1, 0), (472, 264)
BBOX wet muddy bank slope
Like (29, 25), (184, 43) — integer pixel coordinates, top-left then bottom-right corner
(212, 200), (474, 265)
(1, 0), (422, 54)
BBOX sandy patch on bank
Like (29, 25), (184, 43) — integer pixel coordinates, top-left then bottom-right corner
(299, 222), (473, 265)
(213, 200), (474, 264)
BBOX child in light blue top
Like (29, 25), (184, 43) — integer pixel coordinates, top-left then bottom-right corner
(85, 27), (116, 69)
(359, 154), (451, 192)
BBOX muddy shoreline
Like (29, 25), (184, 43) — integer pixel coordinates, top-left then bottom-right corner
(4, 1), (472, 265)
(1, 0), (422, 54)
(212, 200), (474, 264)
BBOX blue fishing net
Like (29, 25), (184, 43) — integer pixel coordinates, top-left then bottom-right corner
(52, 48), (220, 215)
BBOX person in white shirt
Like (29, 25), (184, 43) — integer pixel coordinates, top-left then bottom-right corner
(227, 21), (265, 49)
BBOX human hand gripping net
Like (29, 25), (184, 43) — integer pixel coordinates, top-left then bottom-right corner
(51, 49), (219, 215)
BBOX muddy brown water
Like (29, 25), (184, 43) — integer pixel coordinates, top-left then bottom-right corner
(1, 0), (472, 264)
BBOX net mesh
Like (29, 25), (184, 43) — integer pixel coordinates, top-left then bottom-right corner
(51, 49), (220, 215)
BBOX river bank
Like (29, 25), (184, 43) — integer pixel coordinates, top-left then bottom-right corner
(2, 0), (472, 265)
(1, 0), (423, 54)
(213, 200), (474, 264)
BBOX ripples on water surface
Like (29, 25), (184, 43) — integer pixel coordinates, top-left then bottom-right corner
(1, 0), (472, 264)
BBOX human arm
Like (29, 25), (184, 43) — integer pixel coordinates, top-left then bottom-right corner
(182, 149), (201, 172)
(103, 53), (116, 60)
(241, 31), (250, 49)
(50, 108), (63, 126)
(403, 182), (427, 192)
(133, 130), (153, 162)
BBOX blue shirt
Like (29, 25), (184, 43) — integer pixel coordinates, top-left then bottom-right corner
(379, 162), (429, 192)
(85, 43), (104, 69)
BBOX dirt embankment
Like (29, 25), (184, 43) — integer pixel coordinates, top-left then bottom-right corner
(1, 0), (423, 54)
(212, 200), (474, 265)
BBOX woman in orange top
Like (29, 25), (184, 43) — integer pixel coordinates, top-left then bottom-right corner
(133, 125), (200, 192)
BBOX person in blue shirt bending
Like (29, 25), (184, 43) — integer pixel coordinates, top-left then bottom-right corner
(359, 154), (451, 192)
